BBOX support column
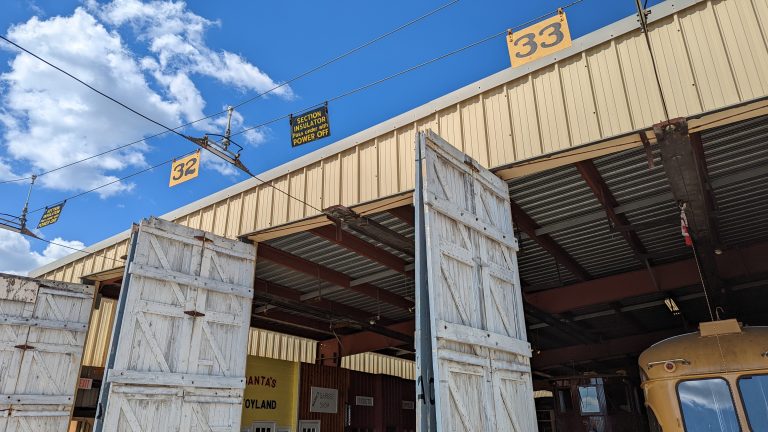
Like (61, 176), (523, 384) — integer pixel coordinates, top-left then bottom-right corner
(655, 119), (726, 315)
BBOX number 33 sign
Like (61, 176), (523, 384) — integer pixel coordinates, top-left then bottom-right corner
(507, 10), (572, 68)
(169, 150), (200, 187)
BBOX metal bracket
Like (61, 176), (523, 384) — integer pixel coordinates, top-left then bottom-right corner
(647, 358), (690, 369)
(14, 344), (35, 351)
(183, 310), (206, 318)
(640, 131), (655, 169)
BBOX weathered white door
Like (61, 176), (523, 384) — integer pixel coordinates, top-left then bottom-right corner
(0, 274), (94, 432)
(96, 217), (255, 432)
(414, 131), (536, 431)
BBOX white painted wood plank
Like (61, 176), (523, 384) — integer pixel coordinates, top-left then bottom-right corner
(129, 262), (253, 298)
(107, 370), (246, 389)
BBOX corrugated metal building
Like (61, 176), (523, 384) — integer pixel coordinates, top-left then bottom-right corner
(26, 0), (768, 429)
(31, 0), (768, 285)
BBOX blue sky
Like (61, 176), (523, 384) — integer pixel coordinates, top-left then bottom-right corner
(0, 0), (658, 273)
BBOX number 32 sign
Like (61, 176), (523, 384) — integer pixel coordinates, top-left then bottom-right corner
(169, 150), (200, 187)
(507, 11), (572, 68)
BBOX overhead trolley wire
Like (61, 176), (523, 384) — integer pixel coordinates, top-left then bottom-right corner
(0, 0), (461, 186)
(11, 0), (588, 220)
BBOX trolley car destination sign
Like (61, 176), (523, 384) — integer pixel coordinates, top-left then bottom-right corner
(290, 105), (330, 147)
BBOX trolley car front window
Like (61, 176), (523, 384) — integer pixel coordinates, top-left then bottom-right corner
(677, 378), (740, 432)
(738, 374), (768, 431)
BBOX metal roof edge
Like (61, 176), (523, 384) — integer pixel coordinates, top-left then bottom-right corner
(28, 0), (703, 278)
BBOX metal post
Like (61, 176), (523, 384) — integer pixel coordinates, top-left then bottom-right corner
(414, 132), (437, 432)
(93, 224), (140, 432)
(19, 174), (37, 233)
(223, 106), (234, 151)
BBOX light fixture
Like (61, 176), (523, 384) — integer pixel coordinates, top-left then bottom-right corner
(664, 297), (681, 316)
(714, 248), (723, 255)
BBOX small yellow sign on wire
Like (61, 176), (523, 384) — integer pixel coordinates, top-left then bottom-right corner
(37, 201), (66, 229)
(169, 150), (200, 187)
(507, 10), (572, 68)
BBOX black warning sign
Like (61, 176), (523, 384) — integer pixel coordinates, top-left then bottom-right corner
(37, 201), (66, 229)
(290, 104), (330, 147)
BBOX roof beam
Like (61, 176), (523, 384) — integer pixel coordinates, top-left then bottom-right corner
(510, 200), (591, 281)
(324, 205), (414, 256)
(387, 205), (415, 226)
(690, 133), (722, 247)
(319, 320), (415, 359)
(257, 243), (414, 310)
(525, 241), (768, 314)
(575, 160), (648, 257)
(310, 225), (413, 278)
(251, 310), (335, 337)
(532, 329), (679, 370)
(656, 120), (726, 312)
(251, 281), (411, 344)
(253, 278), (386, 324)
(525, 302), (597, 344)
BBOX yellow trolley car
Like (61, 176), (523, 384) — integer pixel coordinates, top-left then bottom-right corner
(639, 319), (768, 431)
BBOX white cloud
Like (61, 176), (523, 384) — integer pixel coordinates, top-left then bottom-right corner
(0, 230), (84, 275)
(91, 0), (293, 98)
(0, 1), (288, 198)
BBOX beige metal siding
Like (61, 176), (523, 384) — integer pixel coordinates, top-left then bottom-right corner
(341, 352), (416, 380)
(247, 328), (316, 364)
(82, 298), (117, 367)
(34, 0), (768, 284)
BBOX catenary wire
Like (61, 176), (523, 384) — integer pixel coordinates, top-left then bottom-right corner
(0, 0), (461, 185)
(15, 0), (587, 218)
(232, 0), (586, 138)
(26, 150), (197, 215)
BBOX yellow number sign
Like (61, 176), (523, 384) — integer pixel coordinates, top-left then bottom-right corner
(169, 150), (200, 187)
(507, 11), (572, 68)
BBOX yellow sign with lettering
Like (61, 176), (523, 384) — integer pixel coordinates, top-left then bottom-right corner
(168, 150), (200, 187)
(507, 11), (572, 68)
(290, 105), (331, 147)
(37, 201), (66, 229)
(241, 356), (299, 431)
